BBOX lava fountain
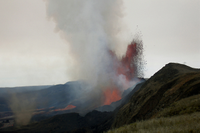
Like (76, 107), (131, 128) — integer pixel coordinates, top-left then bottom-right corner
(101, 40), (143, 106)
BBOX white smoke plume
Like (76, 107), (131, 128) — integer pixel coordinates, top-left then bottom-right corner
(45, 0), (127, 89)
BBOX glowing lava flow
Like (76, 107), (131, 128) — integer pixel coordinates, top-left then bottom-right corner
(103, 41), (143, 105)
(54, 105), (76, 111)
(103, 87), (121, 105)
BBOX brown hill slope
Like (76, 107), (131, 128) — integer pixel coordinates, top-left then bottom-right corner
(112, 63), (200, 128)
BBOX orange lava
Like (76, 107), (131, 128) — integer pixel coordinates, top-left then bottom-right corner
(103, 87), (121, 105)
(102, 41), (141, 105)
(54, 105), (76, 111)
(120, 42), (137, 80)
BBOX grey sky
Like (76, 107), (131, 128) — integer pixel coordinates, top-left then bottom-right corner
(0, 0), (199, 87)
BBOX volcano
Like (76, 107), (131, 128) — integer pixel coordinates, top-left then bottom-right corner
(0, 40), (145, 128)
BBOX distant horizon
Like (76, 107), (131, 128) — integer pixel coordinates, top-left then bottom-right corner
(0, 61), (199, 88)
(0, 62), (200, 88)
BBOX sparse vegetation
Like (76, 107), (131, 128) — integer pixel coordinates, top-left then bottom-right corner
(108, 94), (200, 133)
(107, 112), (200, 133)
(156, 94), (200, 118)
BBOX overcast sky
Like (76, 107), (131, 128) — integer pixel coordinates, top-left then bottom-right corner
(0, 0), (199, 87)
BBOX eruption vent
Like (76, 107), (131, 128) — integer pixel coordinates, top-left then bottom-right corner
(103, 88), (121, 105)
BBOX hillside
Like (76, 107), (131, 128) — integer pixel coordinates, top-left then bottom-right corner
(112, 63), (200, 128)
(108, 93), (200, 132)
(108, 112), (200, 133)
(0, 81), (89, 113)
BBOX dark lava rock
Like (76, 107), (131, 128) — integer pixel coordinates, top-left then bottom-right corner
(3, 111), (113, 133)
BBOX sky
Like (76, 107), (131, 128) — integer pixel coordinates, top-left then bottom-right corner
(0, 0), (199, 87)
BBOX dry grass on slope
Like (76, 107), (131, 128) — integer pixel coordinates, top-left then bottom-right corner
(107, 112), (200, 133)
(107, 94), (200, 133)
(156, 94), (200, 118)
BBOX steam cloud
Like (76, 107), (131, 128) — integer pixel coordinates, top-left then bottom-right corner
(45, 0), (126, 87)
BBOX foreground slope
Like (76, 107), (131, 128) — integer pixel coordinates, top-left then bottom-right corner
(108, 93), (200, 132)
(112, 63), (200, 128)
(108, 112), (200, 133)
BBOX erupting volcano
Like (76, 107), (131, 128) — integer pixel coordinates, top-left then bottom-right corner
(45, 0), (144, 112)
(54, 40), (143, 111)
